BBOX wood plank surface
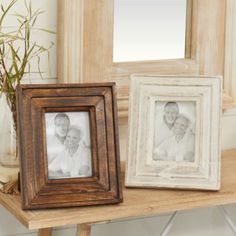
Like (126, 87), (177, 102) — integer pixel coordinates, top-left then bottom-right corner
(1, 150), (236, 230)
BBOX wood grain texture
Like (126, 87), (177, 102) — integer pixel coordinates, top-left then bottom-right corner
(192, 0), (225, 76)
(57, 0), (84, 83)
(185, 0), (193, 58)
(57, 0), (232, 121)
(38, 228), (52, 236)
(0, 149), (236, 230)
(77, 224), (91, 236)
(16, 83), (122, 209)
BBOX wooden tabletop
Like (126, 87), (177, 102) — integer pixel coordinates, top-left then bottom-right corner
(1, 149), (236, 230)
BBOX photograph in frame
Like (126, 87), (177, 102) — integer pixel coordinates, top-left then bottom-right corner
(45, 112), (92, 179)
(126, 75), (221, 190)
(151, 101), (196, 163)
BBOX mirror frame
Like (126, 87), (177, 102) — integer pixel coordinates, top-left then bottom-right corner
(57, 0), (229, 122)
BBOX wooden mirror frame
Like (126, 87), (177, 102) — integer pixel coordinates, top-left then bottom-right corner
(57, 0), (229, 123)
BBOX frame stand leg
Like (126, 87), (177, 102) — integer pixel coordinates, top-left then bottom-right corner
(218, 206), (236, 234)
(38, 228), (53, 236)
(160, 211), (178, 236)
(77, 224), (92, 236)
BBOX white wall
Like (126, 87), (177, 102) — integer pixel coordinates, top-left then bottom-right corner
(1, 0), (236, 236)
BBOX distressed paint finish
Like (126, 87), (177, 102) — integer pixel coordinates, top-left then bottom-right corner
(126, 76), (221, 190)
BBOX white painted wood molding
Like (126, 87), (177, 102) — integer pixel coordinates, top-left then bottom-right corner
(126, 75), (221, 190)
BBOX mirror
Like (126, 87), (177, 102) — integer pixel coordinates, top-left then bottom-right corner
(113, 0), (187, 62)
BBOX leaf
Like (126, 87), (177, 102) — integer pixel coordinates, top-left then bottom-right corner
(29, 1), (32, 18)
(32, 9), (45, 20)
(30, 9), (44, 26)
(13, 13), (25, 19)
(25, 24), (30, 49)
(9, 44), (21, 79)
(1, 44), (5, 55)
(37, 55), (43, 80)
(27, 43), (36, 58)
(19, 43), (36, 79)
(47, 50), (51, 77)
(32, 16), (37, 26)
(35, 10), (45, 16)
(0, 32), (23, 41)
(35, 28), (56, 34)
(27, 63), (31, 82)
(17, 18), (23, 24)
(24, 0), (29, 12)
(1, 4), (5, 12)
(0, 0), (18, 26)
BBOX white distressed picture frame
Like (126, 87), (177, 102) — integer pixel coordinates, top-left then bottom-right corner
(126, 75), (222, 190)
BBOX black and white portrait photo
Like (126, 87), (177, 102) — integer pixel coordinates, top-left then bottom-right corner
(152, 101), (196, 163)
(45, 112), (92, 179)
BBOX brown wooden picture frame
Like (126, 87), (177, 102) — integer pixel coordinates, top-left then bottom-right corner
(16, 83), (122, 209)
